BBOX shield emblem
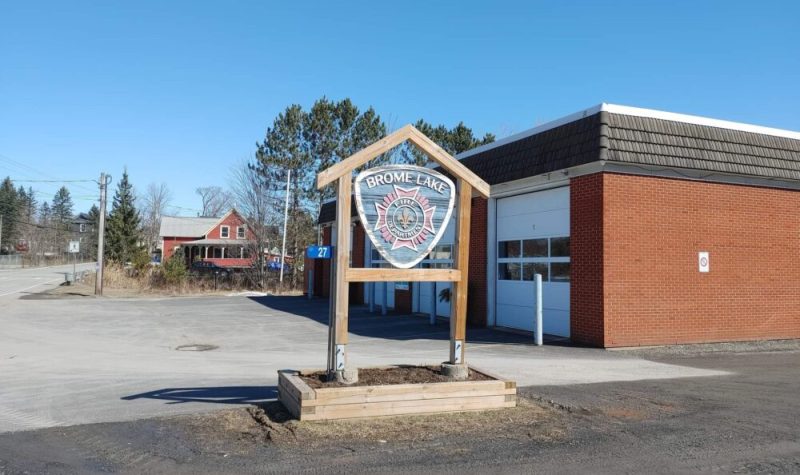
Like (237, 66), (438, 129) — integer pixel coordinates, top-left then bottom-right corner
(355, 165), (456, 269)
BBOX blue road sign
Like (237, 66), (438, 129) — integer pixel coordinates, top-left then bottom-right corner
(306, 245), (332, 259)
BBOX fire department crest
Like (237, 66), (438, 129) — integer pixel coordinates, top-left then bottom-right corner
(355, 165), (456, 268)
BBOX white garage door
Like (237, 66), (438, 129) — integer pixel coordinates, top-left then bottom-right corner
(496, 187), (570, 337)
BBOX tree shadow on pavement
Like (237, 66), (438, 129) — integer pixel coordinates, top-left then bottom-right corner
(121, 386), (278, 405)
(248, 295), (574, 346)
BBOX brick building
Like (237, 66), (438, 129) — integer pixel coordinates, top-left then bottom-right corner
(311, 104), (800, 347)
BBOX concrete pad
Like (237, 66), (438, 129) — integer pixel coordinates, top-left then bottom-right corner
(0, 294), (726, 433)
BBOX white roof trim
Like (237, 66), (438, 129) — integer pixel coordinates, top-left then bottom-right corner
(603, 104), (800, 141)
(457, 103), (800, 160)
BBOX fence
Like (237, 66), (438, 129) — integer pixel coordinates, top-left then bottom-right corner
(0, 255), (23, 269)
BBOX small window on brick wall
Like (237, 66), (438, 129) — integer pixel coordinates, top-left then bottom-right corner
(220, 226), (230, 238)
(497, 237), (570, 282)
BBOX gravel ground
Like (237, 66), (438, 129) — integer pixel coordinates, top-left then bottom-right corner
(1, 345), (798, 474)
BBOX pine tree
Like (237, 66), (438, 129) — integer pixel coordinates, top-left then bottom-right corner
(51, 187), (74, 225)
(50, 186), (74, 251)
(86, 204), (100, 260)
(0, 177), (19, 253)
(105, 170), (142, 263)
(37, 201), (52, 256)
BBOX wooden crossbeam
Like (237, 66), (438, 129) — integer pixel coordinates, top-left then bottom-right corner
(345, 268), (461, 282)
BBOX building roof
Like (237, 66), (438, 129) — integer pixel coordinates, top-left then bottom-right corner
(318, 199), (358, 225)
(456, 103), (800, 185)
(318, 104), (800, 223)
(160, 216), (220, 238)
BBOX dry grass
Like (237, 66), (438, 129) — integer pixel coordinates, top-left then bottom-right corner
(51, 264), (304, 298)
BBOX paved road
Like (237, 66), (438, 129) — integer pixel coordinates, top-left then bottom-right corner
(1, 348), (798, 474)
(0, 263), (96, 299)
(0, 294), (724, 434)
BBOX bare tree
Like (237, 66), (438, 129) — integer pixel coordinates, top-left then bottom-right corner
(141, 182), (173, 254)
(229, 161), (280, 289)
(196, 186), (234, 218)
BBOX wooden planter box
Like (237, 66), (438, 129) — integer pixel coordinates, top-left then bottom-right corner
(278, 367), (516, 421)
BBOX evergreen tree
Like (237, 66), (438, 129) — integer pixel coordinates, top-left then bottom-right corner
(86, 204), (100, 260)
(50, 186), (74, 251)
(105, 170), (142, 263)
(26, 187), (37, 221)
(39, 201), (51, 225)
(406, 120), (496, 166)
(37, 201), (52, 255)
(51, 186), (74, 225)
(0, 177), (18, 253)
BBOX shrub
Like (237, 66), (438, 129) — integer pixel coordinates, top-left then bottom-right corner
(162, 248), (187, 285)
(130, 248), (152, 276)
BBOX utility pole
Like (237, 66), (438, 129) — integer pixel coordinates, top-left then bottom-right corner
(279, 169), (291, 286)
(95, 173), (109, 296)
(0, 215), (3, 253)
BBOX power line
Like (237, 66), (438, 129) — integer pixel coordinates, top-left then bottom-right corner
(9, 179), (97, 184)
(4, 216), (88, 233)
(0, 153), (97, 194)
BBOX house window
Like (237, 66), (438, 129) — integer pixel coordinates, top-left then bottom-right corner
(220, 226), (230, 238)
(237, 226), (245, 239)
(497, 236), (570, 282)
(79, 223), (86, 233)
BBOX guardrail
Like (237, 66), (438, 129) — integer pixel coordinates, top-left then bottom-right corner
(0, 255), (22, 269)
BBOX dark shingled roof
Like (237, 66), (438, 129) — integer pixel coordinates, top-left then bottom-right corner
(318, 108), (800, 223)
(457, 110), (800, 185)
(318, 198), (357, 225)
(605, 113), (800, 181)
(458, 114), (604, 185)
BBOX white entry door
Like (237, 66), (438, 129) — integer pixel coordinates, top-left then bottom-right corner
(495, 187), (571, 337)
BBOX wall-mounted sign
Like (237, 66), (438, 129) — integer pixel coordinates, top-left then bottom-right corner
(698, 251), (710, 273)
(306, 245), (332, 259)
(355, 165), (455, 269)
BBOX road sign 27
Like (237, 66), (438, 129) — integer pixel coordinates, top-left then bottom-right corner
(306, 245), (332, 259)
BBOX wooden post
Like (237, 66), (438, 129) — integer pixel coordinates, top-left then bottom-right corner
(332, 176), (352, 373)
(449, 180), (472, 365)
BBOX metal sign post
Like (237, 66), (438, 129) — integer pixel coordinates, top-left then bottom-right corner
(305, 245), (332, 301)
(534, 273), (543, 346)
(68, 241), (80, 280)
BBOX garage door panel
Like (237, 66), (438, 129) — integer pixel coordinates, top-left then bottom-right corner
(496, 186), (570, 338)
(497, 187), (569, 216)
(497, 208), (569, 240)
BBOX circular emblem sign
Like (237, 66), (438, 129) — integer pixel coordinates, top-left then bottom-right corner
(355, 165), (456, 269)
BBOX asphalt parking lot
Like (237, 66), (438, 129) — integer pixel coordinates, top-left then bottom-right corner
(1, 341), (798, 473)
(0, 292), (724, 433)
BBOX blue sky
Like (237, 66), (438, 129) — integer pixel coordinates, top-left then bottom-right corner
(1, 1), (798, 214)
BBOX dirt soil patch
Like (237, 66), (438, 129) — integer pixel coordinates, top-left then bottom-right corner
(300, 365), (493, 388)
(171, 396), (565, 449)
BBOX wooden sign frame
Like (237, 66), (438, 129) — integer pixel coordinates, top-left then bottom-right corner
(317, 125), (490, 375)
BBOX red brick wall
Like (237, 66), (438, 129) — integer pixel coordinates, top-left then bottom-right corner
(570, 174), (606, 346)
(312, 223), (365, 303)
(467, 197), (488, 326)
(602, 173), (800, 347)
